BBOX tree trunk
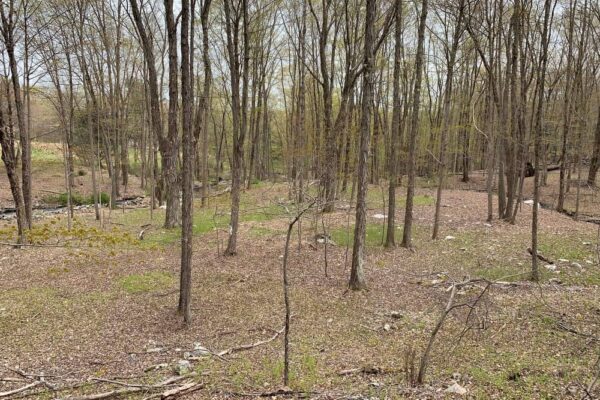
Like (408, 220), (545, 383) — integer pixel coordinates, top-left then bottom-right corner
(0, 2), (32, 229)
(179, 0), (193, 323)
(433, 0), (464, 240)
(0, 101), (26, 244)
(385, 0), (403, 248)
(532, 0), (553, 282)
(349, 0), (375, 291)
(587, 104), (600, 186)
(402, 0), (428, 248)
(163, 0), (180, 228)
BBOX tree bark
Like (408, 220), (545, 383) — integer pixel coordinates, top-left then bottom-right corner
(349, 0), (376, 291)
(532, 0), (553, 282)
(401, 0), (428, 248)
(179, 0), (193, 323)
(0, 1), (32, 229)
(385, 0), (403, 248)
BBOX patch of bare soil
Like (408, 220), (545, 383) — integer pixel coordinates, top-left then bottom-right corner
(1, 183), (600, 399)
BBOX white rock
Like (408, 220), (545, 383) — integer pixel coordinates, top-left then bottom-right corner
(523, 200), (534, 205)
(174, 360), (192, 375)
(445, 382), (467, 395)
(571, 262), (583, 270)
(544, 264), (557, 271)
(383, 323), (391, 331)
(372, 213), (386, 219)
(192, 343), (211, 356)
(558, 259), (569, 263)
(146, 347), (164, 353)
(444, 236), (456, 240)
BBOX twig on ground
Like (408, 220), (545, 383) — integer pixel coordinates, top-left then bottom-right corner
(0, 381), (42, 398)
(61, 375), (196, 400)
(218, 388), (316, 398)
(217, 326), (285, 357)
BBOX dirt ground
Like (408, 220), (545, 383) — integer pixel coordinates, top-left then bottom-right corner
(1, 146), (600, 399)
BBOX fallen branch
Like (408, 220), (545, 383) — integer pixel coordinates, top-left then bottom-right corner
(90, 378), (149, 388)
(0, 381), (42, 398)
(338, 366), (383, 376)
(63, 386), (144, 400)
(138, 224), (152, 240)
(61, 375), (194, 400)
(217, 326), (285, 356)
(160, 382), (203, 399)
(218, 388), (316, 398)
(527, 247), (554, 264)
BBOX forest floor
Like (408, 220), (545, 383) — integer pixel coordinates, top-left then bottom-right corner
(1, 145), (600, 399)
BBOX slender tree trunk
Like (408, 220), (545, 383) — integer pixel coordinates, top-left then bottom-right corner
(557, 0), (576, 211)
(433, 1), (464, 240)
(587, 104), (600, 186)
(349, 0), (376, 291)
(163, 0), (180, 228)
(0, 2), (32, 229)
(179, 0), (193, 323)
(385, 0), (403, 248)
(224, 0), (249, 256)
(0, 101), (25, 244)
(402, 0), (428, 248)
(532, 0), (553, 282)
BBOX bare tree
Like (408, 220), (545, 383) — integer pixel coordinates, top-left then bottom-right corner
(179, 0), (194, 323)
(402, 0), (429, 248)
(0, 0), (32, 229)
(532, 0), (554, 282)
(349, 0), (376, 291)
(223, 0), (250, 256)
(432, 0), (465, 240)
(0, 78), (25, 244)
(385, 0), (403, 248)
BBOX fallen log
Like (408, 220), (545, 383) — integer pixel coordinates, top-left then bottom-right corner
(527, 248), (554, 264)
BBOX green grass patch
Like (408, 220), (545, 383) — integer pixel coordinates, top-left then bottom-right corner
(31, 145), (62, 164)
(249, 226), (276, 237)
(330, 223), (388, 247)
(118, 271), (175, 294)
(117, 198), (283, 248)
(538, 233), (594, 262)
(366, 189), (435, 208)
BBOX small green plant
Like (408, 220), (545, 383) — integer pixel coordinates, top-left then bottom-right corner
(296, 354), (318, 391)
(118, 271), (175, 294)
(330, 223), (388, 247)
(43, 192), (109, 207)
